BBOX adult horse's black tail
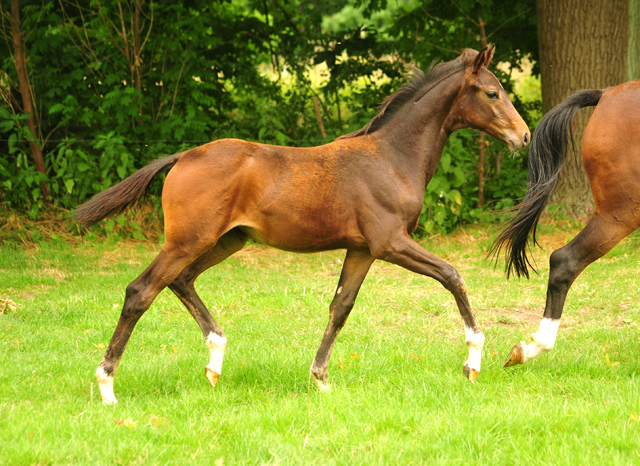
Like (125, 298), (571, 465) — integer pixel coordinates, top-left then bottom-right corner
(491, 88), (603, 279)
(75, 153), (182, 228)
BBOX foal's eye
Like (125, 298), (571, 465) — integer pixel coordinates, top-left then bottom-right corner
(485, 90), (499, 99)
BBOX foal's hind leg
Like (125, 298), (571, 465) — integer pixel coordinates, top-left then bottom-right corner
(168, 229), (248, 388)
(96, 243), (205, 404)
(504, 213), (636, 366)
(310, 249), (374, 391)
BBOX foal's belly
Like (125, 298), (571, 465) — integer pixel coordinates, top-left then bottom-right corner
(237, 216), (368, 253)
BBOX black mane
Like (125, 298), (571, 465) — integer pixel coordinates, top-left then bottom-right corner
(339, 49), (476, 139)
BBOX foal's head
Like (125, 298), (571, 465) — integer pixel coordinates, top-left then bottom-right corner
(449, 46), (530, 151)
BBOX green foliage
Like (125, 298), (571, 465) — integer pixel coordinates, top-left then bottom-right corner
(418, 130), (529, 234)
(0, 0), (539, 235)
(0, 107), (48, 216)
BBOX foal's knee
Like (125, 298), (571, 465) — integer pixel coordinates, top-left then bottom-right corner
(334, 287), (357, 311)
(329, 295), (356, 329)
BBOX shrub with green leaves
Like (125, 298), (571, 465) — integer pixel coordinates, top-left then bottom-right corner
(0, 0), (539, 235)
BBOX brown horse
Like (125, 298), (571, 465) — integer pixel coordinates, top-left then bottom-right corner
(76, 46), (530, 405)
(492, 79), (640, 367)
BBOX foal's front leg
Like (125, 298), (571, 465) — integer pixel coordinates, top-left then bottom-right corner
(373, 232), (485, 382)
(310, 249), (374, 390)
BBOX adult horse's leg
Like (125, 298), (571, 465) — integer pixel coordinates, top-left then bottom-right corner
(504, 213), (636, 366)
(310, 249), (375, 390)
(96, 242), (205, 405)
(168, 229), (248, 388)
(373, 232), (484, 382)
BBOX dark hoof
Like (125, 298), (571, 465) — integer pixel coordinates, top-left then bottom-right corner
(463, 364), (479, 383)
(504, 341), (526, 367)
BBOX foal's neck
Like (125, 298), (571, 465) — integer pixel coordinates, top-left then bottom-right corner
(381, 72), (465, 189)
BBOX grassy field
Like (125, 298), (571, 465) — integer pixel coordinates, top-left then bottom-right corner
(2, 224), (640, 465)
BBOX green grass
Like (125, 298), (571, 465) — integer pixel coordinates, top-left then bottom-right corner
(2, 226), (640, 465)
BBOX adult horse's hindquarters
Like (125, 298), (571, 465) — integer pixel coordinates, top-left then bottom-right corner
(492, 79), (640, 367)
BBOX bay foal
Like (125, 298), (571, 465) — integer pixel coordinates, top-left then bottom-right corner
(77, 46), (529, 404)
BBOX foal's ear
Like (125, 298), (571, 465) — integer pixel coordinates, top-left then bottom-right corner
(471, 48), (488, 74)
(484, 44), (496, 68)
(471, 45), (495, 74)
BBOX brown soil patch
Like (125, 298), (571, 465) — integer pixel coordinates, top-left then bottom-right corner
(481, 307), (541, 327)
(97, 243), (158, 268)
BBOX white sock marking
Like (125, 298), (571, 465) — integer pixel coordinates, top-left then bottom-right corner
(524, 318), (560, 362)
(206, 333), (227, 376)
(310, 372), (331, 391)
(96, 366), (117, 405)
(464, 327), (485, 372)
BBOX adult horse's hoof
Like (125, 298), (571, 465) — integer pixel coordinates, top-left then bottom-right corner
(463, 364), (479, 383)
(205, 366), (221, 387)
(504, 341), (526, 367)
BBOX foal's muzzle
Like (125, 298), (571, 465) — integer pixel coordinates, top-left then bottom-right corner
(505, 129), (531, 151)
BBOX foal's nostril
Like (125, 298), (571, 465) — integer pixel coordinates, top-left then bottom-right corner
(523, 132), (530, 145)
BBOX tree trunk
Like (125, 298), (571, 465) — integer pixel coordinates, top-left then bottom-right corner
(133, 0), (142, 92)
(537, 0), (629, 216)
(630, 0), (640, 80)
(10, 0), (49, 202)
(312, 96), (326, 138)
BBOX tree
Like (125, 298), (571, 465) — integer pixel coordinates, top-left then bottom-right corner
(537, 0), (638, 215)
(2, 0), (49, 201)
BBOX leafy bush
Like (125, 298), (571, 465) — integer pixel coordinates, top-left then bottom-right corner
(0, 0), (539, 239)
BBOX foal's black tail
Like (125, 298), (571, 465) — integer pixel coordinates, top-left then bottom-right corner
(490, 88), (604, 279)
(75, 153), (182, 228)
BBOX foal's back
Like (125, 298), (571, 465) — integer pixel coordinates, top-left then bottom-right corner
(161, 136), (404, 252)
